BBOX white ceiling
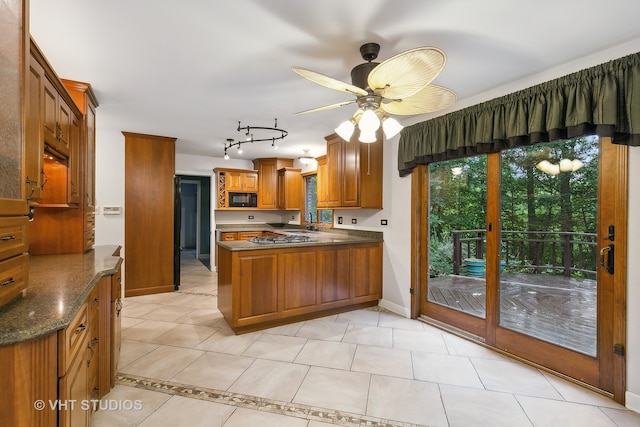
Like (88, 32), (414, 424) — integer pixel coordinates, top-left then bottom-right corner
(28, 0), (640, 162)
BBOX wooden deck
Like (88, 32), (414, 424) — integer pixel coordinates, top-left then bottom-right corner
(427, 273), (596, 356)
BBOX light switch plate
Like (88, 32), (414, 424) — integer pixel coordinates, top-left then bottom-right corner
(102, 205), (122, 215)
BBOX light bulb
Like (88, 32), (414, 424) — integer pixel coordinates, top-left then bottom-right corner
(335, 120), (355, 141)
(358, 109), (380, 132)
(237, 145), (243, 154)
(382, 117), (403, 139)
(359, 129), (377, 143)
(224, 153), (229, 160)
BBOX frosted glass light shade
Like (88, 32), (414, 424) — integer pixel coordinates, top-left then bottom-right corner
(335, 120), (355, 141)
(382, 117), (403, 139)
(359, 129), (377, 143)
(358, 109), (380, 132)
(559, 158), (573, 172)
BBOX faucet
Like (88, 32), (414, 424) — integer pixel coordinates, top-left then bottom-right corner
(306, 213), (318, 231)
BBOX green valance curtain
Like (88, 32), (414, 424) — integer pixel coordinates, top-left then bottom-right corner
(397, 51), (640, 176)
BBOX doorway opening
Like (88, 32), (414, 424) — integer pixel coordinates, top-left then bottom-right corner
(176, 175), (211, 272)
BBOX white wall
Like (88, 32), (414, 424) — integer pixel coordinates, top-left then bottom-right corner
(626, 147), (640, 411)
(93, 41), (640, 408)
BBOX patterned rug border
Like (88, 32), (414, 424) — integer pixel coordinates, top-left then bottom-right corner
(116, 373), (427, 427)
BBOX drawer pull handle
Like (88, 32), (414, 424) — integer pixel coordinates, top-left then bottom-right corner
(0, 278), (15, 287)
(1, 235), (16, 241)
(75, 323), (86, 334)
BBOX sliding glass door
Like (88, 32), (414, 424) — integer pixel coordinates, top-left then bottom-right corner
(420, 136), (626, 398)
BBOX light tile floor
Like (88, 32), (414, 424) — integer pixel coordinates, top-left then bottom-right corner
(91, 252), (640, 427)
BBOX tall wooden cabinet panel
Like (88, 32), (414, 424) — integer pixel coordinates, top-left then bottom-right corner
(124, 132), (176, 297)
(62, 79), (99, 251)
(253, 158), (294, 209)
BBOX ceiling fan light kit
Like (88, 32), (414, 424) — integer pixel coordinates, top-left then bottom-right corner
(293, 42), (456, 143)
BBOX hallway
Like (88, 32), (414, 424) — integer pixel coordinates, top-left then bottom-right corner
(90, 252), (640, 426)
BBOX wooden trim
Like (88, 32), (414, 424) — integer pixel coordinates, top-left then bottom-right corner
(484, 153), (501, 346)
(411, 165), (428, 319)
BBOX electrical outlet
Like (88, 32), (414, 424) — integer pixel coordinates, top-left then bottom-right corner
(381, 219), (388, 226)
(351, 218), (357, 224)
(248, 215), (254, 220)
(338, 216), (343, 224)
(290, 215), (295, 220)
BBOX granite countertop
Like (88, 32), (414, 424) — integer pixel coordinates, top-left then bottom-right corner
(215, 225), (383, 251)
(0, 245), (122, 346)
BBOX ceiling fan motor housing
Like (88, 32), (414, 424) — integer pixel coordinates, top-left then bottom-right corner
(351, 62), (379, 90)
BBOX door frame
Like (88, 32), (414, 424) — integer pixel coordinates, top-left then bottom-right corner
(411, 137), (628, 403)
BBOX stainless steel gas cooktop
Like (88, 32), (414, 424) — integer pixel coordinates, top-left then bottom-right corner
(249, 235), (314, 244)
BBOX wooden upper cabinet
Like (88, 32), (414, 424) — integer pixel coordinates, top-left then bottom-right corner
(253, 158), (293, 209)
(320, 133), (383, 209)
(25, 53), (45, 202)
(277, 167), (302, 210)
(226, 170), (258, 192)
(42, 76), (72, 158)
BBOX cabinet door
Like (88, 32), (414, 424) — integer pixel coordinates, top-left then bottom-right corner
(256, 161), (277, 208)
(85, 103), (96, 209)
(242, 172), (259, 192)
(316, 156), (328, 208)
(25, 54), (45, 201)
(325, 138), (342, 207)
(59, 342), (89, 427)
(238, 253), (278, 319)
(226, 171), (244, 191)
(341, 138), (360, 207)
(67, 114), (81, 205)
(318, 247), (351, 304)
(42, 77), (58, 147)
(280, 251), (317, 312)
(351, 243), (383, 299)
(57, 99), (72, 155)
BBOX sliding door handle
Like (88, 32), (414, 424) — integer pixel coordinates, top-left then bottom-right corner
(600, 244), (614, 274)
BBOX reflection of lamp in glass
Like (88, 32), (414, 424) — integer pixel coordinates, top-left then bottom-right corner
(536, 158), (582, 175)
(451, 166), (463, 176)
(559, 158), (573, 172)
(571, 159), (584, 171)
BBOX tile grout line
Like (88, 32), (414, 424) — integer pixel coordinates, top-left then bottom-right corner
(115, 373), (426, 427)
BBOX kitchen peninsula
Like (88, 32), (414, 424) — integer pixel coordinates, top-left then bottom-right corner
(216, 226), (382, 333)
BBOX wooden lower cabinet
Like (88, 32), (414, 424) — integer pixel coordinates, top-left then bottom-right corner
(218, 242), (382, 333)
(0, 272), (121, 427)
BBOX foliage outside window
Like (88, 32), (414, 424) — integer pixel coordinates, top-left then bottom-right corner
(304, 175), (332, 225)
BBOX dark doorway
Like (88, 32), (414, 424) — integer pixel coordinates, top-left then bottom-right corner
(176, 175), (211, 270)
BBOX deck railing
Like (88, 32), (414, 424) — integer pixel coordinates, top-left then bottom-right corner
(451, 229), (598, 278)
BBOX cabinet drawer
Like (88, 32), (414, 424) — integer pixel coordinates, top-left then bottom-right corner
(58, 301), (89, 376)
(237, 231), (262, 240)
(0, 253), (28, 308)
(220, 232), (237, 241)
(0, 216), (29, 260)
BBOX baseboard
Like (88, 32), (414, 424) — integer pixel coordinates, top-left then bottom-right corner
(626, 390), (640, 413)
(378, 299), (410, 318)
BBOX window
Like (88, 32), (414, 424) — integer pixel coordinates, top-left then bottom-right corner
(304, 174), (332, 225)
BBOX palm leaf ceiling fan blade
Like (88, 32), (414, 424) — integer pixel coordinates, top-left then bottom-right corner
(292, 67), (368, 97)
(381, 84), (456, 115)
(293, 100), (356, 115)
(367, 47), (446, 99)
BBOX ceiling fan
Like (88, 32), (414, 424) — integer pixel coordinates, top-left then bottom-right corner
(292, 42), (456, 142)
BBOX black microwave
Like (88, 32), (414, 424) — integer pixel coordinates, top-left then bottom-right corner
(228, 192), (257, 207)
